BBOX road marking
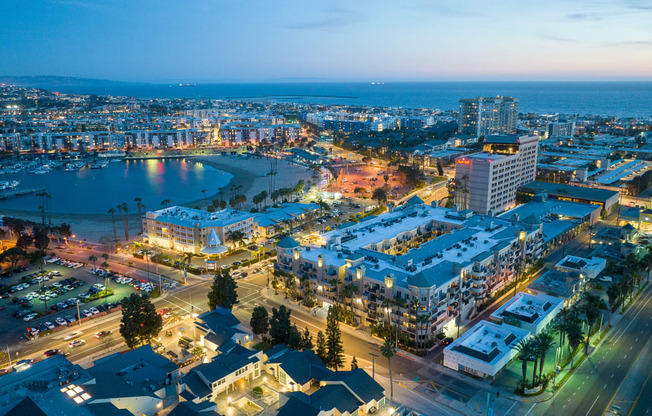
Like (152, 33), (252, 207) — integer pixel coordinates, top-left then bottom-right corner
(524, 403), (537, 416)
(603, 338), (652, 416)
(628, 366), (652, 416)
(586, 395), (600, 416)
(618, 364), (621, 369)
(604, 384), (608, 389)
(625, 355), (628, 359)
(430, 381), (439, 392)
(504, 402), (517, 416)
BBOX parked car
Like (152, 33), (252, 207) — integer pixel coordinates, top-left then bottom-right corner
(13, 359), (34, 372)
(65, 315), (76, 324)
(44, 322), (55, 330)
(23, 313), (39, 322)
(89, 307), (100, 315)
(55, 317), (67, 326)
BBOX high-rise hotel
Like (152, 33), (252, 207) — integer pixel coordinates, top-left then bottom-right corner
(458, 96), (518, 137)
(454, 135), (539, 215)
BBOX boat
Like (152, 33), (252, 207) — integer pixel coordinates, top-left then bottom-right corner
(64, 162), (85, 172)
(0, 180), (19, 190)
(90, 160), (109, 169)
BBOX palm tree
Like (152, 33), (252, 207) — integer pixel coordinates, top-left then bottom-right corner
(201, 189), (207, 206)
(512, 262), (522, 298)
(534, 331), (556, 380)
(88, 254), (98, 268)
(381, 338), (396, 400)
(134, 197), (144, 234)
(513, 338), (534, 389)
(606, 283), (621, 327)
(417, 314), (430, 355)
(581, 293), (606, 353)
(119, 203), (129, 241)
(108, 208), (118, 243)
(566, 319), (584, 368)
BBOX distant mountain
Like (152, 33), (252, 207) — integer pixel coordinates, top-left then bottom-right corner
(0, 76), (146, 89)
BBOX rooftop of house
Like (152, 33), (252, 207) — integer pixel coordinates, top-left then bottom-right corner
(189, 342), (261, 384)
(446, 321), (530, 365)
(555, 255), (606, 274)
(264, 345), (333, 385)
(148, 206), (253, 228)
(0, 355), (95, 416)
(253, 203), (319, 228)
(491, 292), (563, 325)
(195, 307), (242, 334)
(87, 344), (177, 387)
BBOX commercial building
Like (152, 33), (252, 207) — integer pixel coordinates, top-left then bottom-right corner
(276, 197), (545, 345)
(555, 255), (606, 280)
(443, 320), (530, 378)
(528, 269), (586, 306)
(458, 96), (518, 137)
(454, 135), (539, 214)
(517, 181), (619, 214)
(490, 292), (563, 334)
(144, 206), (255, 254)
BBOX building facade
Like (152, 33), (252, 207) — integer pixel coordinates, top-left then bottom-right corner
(454, 135), (539, 214)
(458, 96), (518, 137)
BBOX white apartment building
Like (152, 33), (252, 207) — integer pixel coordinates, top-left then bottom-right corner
(276, 197), (544, 345)
(489, 292), (563, 334)
(218, 122), (301, 145)
(454, 135), (539, 215)
(144, 206), (255, 254)
(443, 320), (530, 378)
(458, 96), (519, 137)
(124, 129), (199, 149)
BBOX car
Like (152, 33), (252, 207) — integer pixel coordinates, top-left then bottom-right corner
(65, 315), (76, 323)
(44, 349), (60, 357)
(442, 337), (454, 346)
(68, 339), (85, 349)
(95, 330), (111, 338)
(231, 272), (242, 278)
(82, 309), (92, 318)
(55, 317), (67, 326)
(64, 332), (81, 341)
(13, 359), (34, 371)
(23, 313), (38, 322)
(45, 321), (55, 330)
(89, 307), (100, 315)
(96, 304), (107, 312)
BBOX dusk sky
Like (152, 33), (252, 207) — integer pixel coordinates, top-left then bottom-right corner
(2, 0), (652, 83)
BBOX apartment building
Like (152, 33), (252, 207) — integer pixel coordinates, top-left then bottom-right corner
(217, 122), (301, 145)
(454, 135), (539, 214)
(144, 206), (255, 254)
(458, 96), (519, 137)
(276, 197), (544, 346)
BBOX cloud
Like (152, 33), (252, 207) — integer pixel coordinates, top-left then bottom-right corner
(285, 9), (363, 30)
(539, 34), (577, 43)
(566, 12), (601, 21)
(625, 0), (652, 11)
(403, 2), (483, 18)
(603, 39), (652, 47)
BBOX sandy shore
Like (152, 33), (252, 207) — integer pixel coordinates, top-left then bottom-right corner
(1, 155), (311, 244)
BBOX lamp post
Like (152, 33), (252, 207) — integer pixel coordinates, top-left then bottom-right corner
(369, 352), (378, 379)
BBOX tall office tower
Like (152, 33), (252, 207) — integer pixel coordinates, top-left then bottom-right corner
(454, 134), (538, 214)
(458, 96), (519, 136)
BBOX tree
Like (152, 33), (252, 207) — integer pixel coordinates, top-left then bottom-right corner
(381, 337), (396, 400)
(88, 255), (98, 269)
(513, 338), (534, 389)
(288, 324), (303, 349)
(135, 197), (144, 234)
(354, 187), (366, 197)
(108, 208), (118, 242)
(16, 233), (33, 249)
(566, 319), (584, 368)
(302, 326), (313, 350)
(33, 225), (50, 251)
(58, 223), (72, 240)
(436, 159), (444, 176)
(1, 246), (28, 270)
(372, 188), (387, 206)
(316, 330), (327, 362)
(325, 306), (344, 370)
(350, 356), (358, 370)
(207, 272), (239, 310)
(250, 306), (269, 337)
(534, 331), (555, 381)
(119, 293), (163, 349)
(269, 305), (292, 345)
(606, 283), (621, 326)
(581, 293), (606, 353)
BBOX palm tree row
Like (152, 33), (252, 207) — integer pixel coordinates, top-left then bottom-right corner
(513, 330), (556, 389)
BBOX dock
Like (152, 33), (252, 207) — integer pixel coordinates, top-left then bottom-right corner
(0, 187), (46, 200)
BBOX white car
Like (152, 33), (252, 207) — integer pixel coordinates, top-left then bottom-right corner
(55, 317), (67, 326)
(23, 313), (38, 321)
(45, 322), (55, 330)
(82, 309), (93, 318)
(25, 292), (39, 300)
(89, 307), (99, 315)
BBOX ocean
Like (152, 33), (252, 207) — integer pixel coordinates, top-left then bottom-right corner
(51, 81), (652, 118)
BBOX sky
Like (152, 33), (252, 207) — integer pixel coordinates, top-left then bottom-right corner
(1, 0), (652, 83)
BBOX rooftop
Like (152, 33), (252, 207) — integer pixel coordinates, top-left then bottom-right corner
(491, 292), (563, 325)
(519, 181), (618, 203)
(149, 206), (253, 228)
(446, 321), (529, 365)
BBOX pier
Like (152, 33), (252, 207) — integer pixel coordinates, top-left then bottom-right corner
(0, 187), (46, 200)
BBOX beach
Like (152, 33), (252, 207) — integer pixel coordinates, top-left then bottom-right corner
(0, 155), (312, 244)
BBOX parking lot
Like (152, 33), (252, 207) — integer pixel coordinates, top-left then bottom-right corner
(0, 258), (163, 341)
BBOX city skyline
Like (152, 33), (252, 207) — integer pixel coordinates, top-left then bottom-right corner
(2, 0), (652, 83)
